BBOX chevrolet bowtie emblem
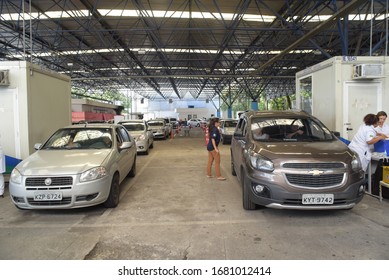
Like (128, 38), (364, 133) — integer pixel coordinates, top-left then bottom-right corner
(308, 170), (324, 176)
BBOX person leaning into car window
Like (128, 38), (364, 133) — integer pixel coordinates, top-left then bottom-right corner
(349, 113), (386, 172)
(206, 117), (226, 181)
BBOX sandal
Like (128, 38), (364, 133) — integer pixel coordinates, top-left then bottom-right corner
(217, 177), (226, 181)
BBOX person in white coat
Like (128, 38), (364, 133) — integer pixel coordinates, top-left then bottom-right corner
(349, 114), (386, 172)
(375, 111), (389, 136)
(0, 144), (5, 198)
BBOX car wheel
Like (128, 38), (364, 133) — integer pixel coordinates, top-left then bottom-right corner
(104, 173), (120, 208)
(150, 141), (154, 149)
(241, 172), (256, 210)
(127, 156), (136, 177)
(144, 145), (149, 155)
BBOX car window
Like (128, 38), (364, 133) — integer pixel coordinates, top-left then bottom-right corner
(224, 120), (238, 128)
(250, 117), (333, 142)
(148, 121), (164, 126)
(42, 128), (112, 149)
(118, 127), (130, 143)
(122, 123), (145, 131)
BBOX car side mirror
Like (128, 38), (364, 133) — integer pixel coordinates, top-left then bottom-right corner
(332, 131), (340, 137)
(34, 143), (42, 150)
(119, 141), (133, 150)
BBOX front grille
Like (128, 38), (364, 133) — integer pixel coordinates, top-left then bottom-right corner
(283, 162), (345, 169)
(285, 173), (345, 188)
(27, 197), (72, 206)
(26, 177), (73, 187)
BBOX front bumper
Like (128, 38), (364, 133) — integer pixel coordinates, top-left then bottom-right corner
(244, 169), (365, 210)
(9, 174), (112, 209)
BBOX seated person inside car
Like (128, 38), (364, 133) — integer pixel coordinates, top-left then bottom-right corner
(286, 125), (304, 139)
(253, 128), (269, 140)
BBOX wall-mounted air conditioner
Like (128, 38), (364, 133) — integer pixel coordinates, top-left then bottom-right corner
(353, 64), (384, 79)
(0, 70), (10, 86)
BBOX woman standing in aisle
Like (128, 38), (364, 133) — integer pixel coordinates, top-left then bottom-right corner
(206, 117), (226, 180)
(349, 114), (386, 172)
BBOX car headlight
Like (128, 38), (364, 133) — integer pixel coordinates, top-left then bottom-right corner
(80, 166), (107, 182)
(249, 151), (274, 172)
(10, 168), (22, 184)
(137, 134), (146, 141)
(351, 156), (362, 172)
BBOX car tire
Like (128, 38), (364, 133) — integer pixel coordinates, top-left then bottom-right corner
(144, 146), (149, 155)
(104, 173), (120, 208)
(127, 156), (136, 177)
(241, 172), (256, 210)
(150, 141), (154, 149)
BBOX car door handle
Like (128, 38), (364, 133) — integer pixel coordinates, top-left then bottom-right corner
(346, 128), (353, 131)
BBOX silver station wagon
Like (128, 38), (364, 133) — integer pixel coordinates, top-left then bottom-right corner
(230, 110), (365, 210)
(9, 124), (137, 209)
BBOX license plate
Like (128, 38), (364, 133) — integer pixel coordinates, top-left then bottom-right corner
(302, 194), (334, 205)
(34, 191), (63, 201)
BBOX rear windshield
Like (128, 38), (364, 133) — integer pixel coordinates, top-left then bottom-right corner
(148, 121), (164, 126)
(251, 117), (334, 142)
(122, 123), (145, 131)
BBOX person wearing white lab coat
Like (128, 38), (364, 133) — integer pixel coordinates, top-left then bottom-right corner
(0, 144), (5, 198)
(375, 111), (389, 136)
(349, 114), (386, 172)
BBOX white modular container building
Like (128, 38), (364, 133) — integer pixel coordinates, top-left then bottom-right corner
(0, 61), (71, 172)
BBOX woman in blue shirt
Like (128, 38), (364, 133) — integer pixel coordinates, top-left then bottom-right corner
(206, 117), (226, 180)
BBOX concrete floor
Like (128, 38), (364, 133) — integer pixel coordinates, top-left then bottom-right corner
(0, 127), (389, 260)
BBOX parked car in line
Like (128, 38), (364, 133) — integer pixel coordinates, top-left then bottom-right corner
(9, 123), (137, 210)
(163, 118), (173, 135)
(230, 110), (365, 210)
(119, 120), (154, 155)
(169, 117), (179, 129)
(147, 119), (169, 139)
(220, 118), (238, 144)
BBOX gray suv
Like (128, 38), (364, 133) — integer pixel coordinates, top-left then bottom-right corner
(230, 110), (365, 210)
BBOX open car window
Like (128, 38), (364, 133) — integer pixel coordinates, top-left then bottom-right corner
(251, 117), (334, 142)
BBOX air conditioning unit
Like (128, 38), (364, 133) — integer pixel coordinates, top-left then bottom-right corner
(0, 70), (10, 86)
(353, 64), (384, 79)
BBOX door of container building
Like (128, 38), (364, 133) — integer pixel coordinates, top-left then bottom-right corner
(0, 88), (20, 159)
(343, 81), (382, 140)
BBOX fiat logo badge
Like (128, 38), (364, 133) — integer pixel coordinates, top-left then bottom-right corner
(44, 178), (52, 186)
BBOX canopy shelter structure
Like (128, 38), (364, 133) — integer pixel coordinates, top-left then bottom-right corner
(0, 0), (385, 103)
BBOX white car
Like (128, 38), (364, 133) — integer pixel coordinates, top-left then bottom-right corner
(9, 124), (137, 209)
(188, 118), (207, 127)
(220, 119), (238, 144)
(147, 119), (169, 139)
(119, 120), (154, 154)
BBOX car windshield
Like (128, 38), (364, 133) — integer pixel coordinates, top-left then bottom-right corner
(122, 123), (145, 131)
(223, 120), (238, 128)
(148, 121), (164, 126)
(251, 117), (334, 142)
(41, 128), (113, 149)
